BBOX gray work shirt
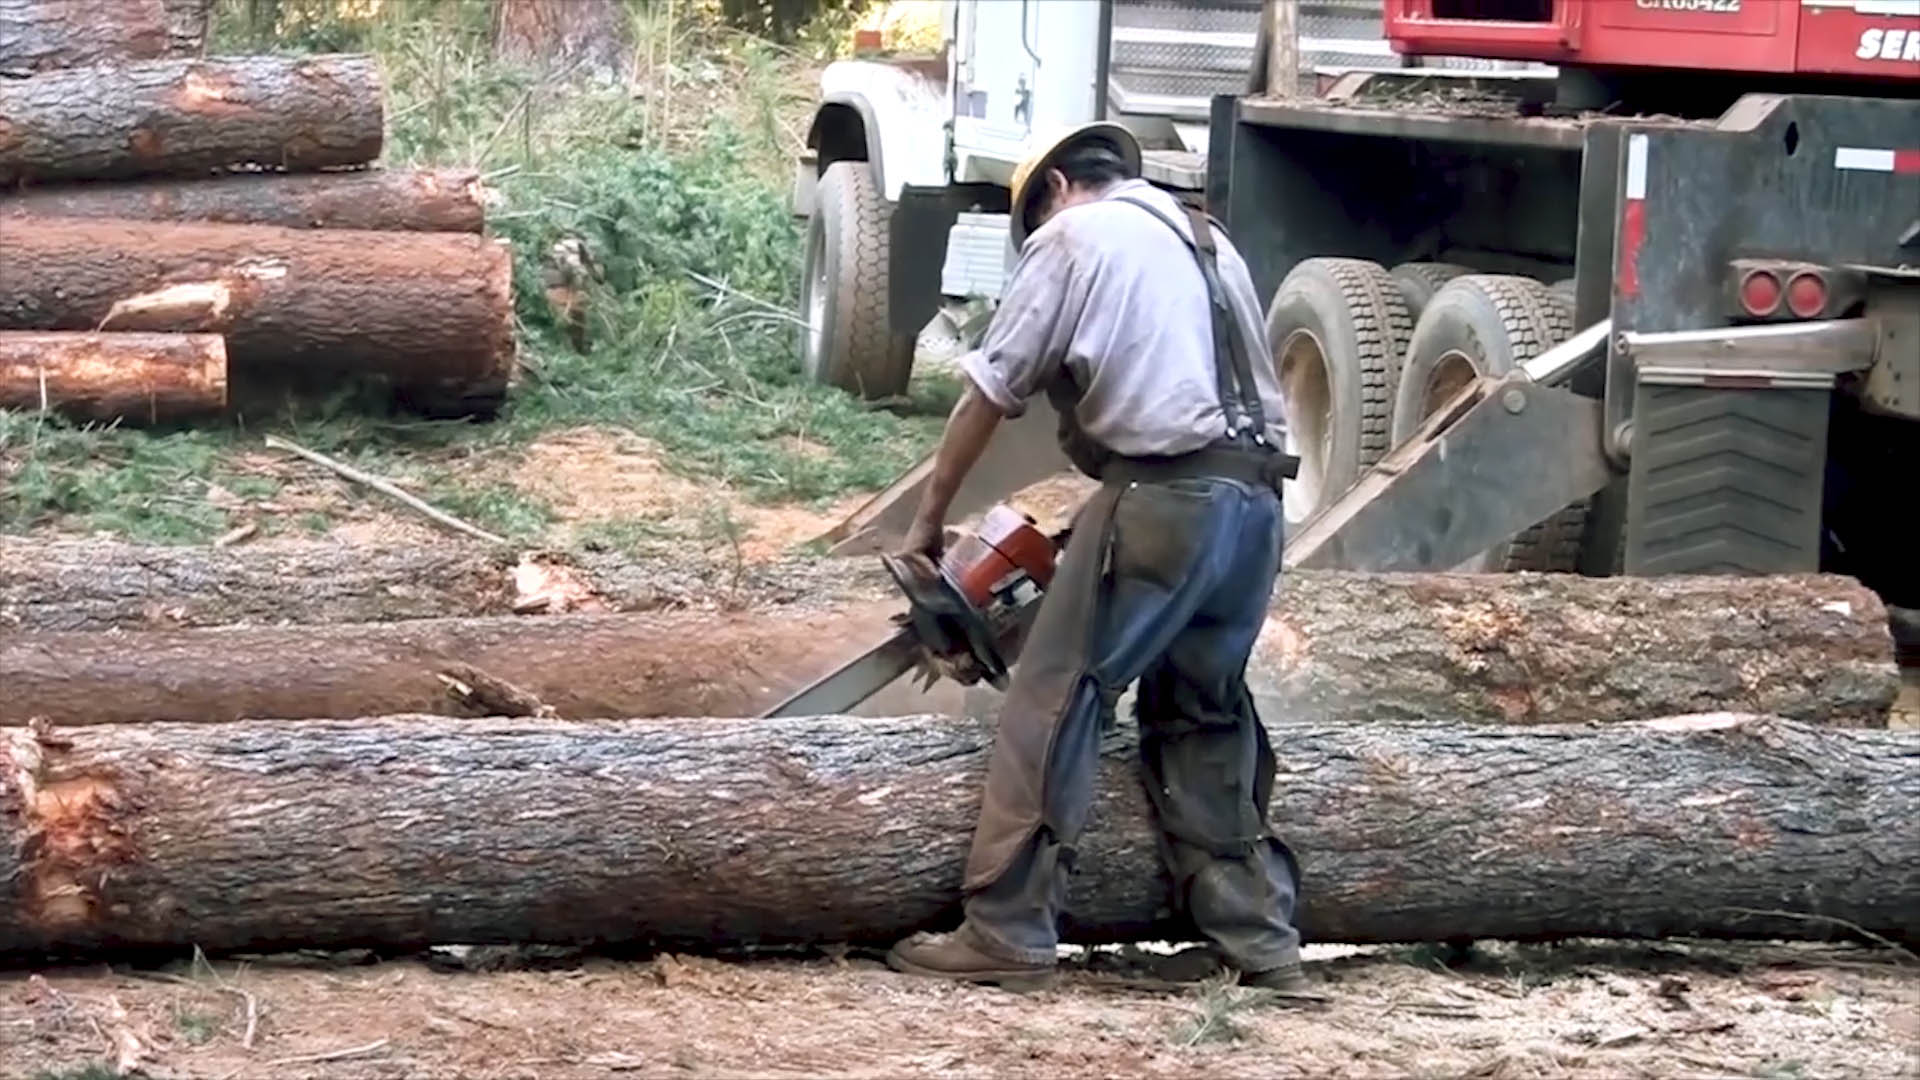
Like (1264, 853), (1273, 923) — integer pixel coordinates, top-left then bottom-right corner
(956, 179), (1287, 457)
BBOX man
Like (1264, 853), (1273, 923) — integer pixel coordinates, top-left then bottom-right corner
(885, 123), (1310, 993)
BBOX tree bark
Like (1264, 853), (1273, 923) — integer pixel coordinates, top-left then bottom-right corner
(0, 169), (485, 232)
(160, 0), (209, 59)
(0, 0), (194, 74)
(2, 713), (1912, 955)
(492, 0), (631, 81)
(0, 54), (381, 184)
(0, 331), (224, 422)
(1254, 571), (1897, 727)
(0, 540), (895, 633)
(0, 573), (1895, 727)
(0, 605), (905, 724)
(0, 217), (514, 404)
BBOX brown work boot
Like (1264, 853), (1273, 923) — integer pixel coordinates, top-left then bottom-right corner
(887, 922), (1055, 991)
(1241, 961), (1329, 1002)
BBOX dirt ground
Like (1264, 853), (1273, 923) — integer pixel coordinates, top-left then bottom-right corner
(5, 940), (1914, 1080)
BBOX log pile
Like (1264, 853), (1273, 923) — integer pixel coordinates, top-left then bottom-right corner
(0, 528), (1910, 958)
(0, 6), (512, 422)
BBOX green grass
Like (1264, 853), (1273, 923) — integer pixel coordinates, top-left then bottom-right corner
(0, 1), (945, 545)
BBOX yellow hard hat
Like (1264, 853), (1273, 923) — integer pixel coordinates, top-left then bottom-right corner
(1008, 121), (1143, 251)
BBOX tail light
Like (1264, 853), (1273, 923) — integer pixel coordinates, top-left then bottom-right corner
(1728, 260), (1860, 323)
(1739, 269), (1782, 317)
(1786, 272), (1829, 319)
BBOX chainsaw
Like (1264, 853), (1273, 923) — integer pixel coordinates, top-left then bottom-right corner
(762, 504), (1062, 717)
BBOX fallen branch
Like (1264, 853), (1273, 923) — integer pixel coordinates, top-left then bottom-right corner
(262, 435), (505, 545)
(1717, 908), (1920, 963)
(219, 1037), (389, 1079)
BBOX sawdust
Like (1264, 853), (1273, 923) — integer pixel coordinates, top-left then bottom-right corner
(4, 941), (1912, 1079)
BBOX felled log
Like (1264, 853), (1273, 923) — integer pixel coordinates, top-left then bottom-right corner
(0, 541), (894, 633)
(0, 54), (381, 184)
(0, 331), (224, 422)
(0, 218), (513, 405)
(0, 571), (1895, 727)
(2, 713), (1912, 955)
(0, 169), (485, 232)
(0, 606), (905, 724)
(0, 0), (200, 74)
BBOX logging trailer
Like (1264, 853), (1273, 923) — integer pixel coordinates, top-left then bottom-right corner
(794, 1), (1920, 641)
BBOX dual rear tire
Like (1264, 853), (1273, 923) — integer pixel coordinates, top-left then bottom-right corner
(1267, 261), (1587, 572)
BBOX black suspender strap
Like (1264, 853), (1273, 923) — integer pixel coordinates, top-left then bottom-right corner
(1113, 195), (1270, 448)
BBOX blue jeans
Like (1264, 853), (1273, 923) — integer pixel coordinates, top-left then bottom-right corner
(962, 476), (1301, 972)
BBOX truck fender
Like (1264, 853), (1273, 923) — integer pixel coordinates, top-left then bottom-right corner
(806, 92), (887, 198)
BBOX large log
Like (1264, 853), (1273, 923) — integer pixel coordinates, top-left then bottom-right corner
(2, 713), (1912, 955)
(0, 573), (1896, 727)
(0, 541), (894, 633)
(0, 54), (380, 183)
(0, 0), (200, 74)
(0, 169), (485, 232)
(0, 218), (513, 404)
(0, 331), (224, 422)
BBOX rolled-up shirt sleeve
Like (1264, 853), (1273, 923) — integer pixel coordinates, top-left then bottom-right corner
(955, 233), (1084, 418)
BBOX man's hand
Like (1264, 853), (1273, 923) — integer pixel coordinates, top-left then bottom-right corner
(899, 515), (946, 561)
(898, 383), (1004, 564)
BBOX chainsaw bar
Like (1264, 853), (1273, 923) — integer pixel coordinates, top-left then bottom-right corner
(760, 625), (923, 717)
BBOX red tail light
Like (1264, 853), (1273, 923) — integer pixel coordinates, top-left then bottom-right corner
(1739, 269), (1782, 317)
(1786, 272), (1829, 319)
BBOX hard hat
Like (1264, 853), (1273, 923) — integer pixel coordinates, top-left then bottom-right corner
(1008, 121), (1143, 251)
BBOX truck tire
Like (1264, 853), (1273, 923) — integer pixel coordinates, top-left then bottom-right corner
(1264, 258), (1413, 528)
(800, 162), (913, 399)
(1391, 274), (1587, 572)
(1389, 262), (1474, 321)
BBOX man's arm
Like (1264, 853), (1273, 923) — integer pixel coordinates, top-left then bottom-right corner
(900, 381), (1003, 559)
(896, 234), (1086, 559)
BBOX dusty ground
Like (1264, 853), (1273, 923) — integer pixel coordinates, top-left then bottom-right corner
(5, 941), (1913, 1079)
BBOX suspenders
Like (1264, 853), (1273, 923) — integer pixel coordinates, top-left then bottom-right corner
(1114, 196), (1272, 449)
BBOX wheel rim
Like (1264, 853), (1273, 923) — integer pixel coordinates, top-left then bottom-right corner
(801, 215), (829, 378)
(1419, 349), (1482, 425)
(1277, 328), (1333, 527)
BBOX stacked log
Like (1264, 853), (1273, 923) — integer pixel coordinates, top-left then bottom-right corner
(0, 331), (225, 421)
(0, 0), (205, 74)
(0, 29), (514, 421)
(0, 169), (487, 232)
(0, 218), (515, 406)
(0, 54), (382, 184)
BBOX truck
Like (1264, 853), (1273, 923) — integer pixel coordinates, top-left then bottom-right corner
(792, 0), (1920, 661)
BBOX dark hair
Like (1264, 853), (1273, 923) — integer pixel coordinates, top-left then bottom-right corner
(1055, 140), (1131, 187)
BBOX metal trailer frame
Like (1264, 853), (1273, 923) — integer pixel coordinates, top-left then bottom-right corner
(1210, 85), (1920, 596)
